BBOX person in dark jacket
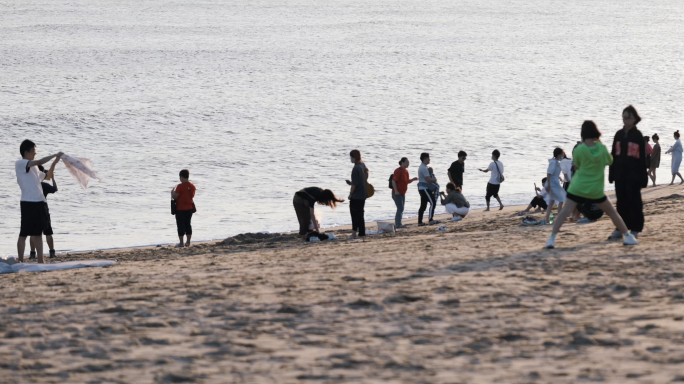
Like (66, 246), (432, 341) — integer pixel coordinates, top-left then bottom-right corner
(346, 149), (368, 239)
(293, 187), (345, 240)
(608, 105), (648, 239)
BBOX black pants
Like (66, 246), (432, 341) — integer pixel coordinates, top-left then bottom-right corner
(418, 189), (437, 223)
(530, 196), (548, 210)
(176, 210), (194, 237)
(350, 199), (366, 236)
(485, 183), (500, 203)
(293, 195), (312, 236)
(614, 180), (644, 232)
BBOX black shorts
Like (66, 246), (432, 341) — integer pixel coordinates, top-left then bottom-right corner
(485, 183), (500, 200)
(20, 201), (50, 237)
(566, 192), (607, 205)
(44, 204), (54, 236)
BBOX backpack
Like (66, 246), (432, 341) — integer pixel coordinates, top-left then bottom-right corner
(389, 174), (394, 189)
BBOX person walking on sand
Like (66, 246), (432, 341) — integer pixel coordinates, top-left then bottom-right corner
(448, 151), (467, 189)
(171, 169), (196, 248)
(479, 149), (504, 211)
(543, 148), (566, 225)
(649, 133), (661, 187)
(28, 162), (60, 260)
(666, 130), (683, 185)
(391, 157), (418, 228)
(545, 121), (638, 249)
(346, 149), (368, 239)
(439, 182), (470, 221)
(417, 153), (440, 226)
(608, 105), (648, 239)
(15, 139), (63, 264)
(293, 187), (345, 239)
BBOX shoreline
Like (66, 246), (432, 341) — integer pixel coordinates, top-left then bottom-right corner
(51, 184), (661, 258)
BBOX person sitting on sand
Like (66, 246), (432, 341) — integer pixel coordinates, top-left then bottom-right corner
(519, 178), (548, 215)
(15, 139), (63, 264)
(28, 162), (60, 260)
(544, 148), (566, 225)
(293, 187), (344, 240)
(171, 169), (196, 248)
(439, 183), (470, 222)
(545, 120), (638, 249)
(479, 149), (504, 211)
(666, 130), (683, 185)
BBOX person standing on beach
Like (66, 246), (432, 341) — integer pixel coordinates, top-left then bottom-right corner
(544, 148), (566, 225)
(644, 135), (653, 175)
(545, 121), (638, 248)
(171, 169), (196, 248)
(666, 130), (683, 185)
(608, 105), (648, 239)
(28, 162), (60, 260)
(448, 151), (467, 189)
(391, 157), (417, 228)
(417, 153), (439, 226)
(479, 150), (504, 211)
(346, 149), (368, 239)
(293, 187), (345, 239)
(650, 134), (661, 186)
(15, 140), (63, 264)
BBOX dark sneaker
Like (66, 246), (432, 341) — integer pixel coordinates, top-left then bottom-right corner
(28, 251), (36, 260)
(49, 250), (56, 258)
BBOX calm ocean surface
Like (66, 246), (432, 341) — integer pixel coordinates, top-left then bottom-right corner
(1, 0), (683, 255)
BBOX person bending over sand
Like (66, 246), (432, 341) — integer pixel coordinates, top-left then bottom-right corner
(293, 187), (344, 240)
(545, 121), (638, 249)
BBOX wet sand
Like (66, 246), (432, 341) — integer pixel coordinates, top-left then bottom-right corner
(2, 185), (684, 383)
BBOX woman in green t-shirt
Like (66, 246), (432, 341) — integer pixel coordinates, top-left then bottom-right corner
(545, 121), (638, 249)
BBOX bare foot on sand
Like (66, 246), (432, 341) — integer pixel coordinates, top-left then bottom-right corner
(484, 208), (490, 212)
(174, 243), (184, 248)
(499, 205), (504, 210)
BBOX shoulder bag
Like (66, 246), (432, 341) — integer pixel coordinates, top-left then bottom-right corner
(494, 161), (505, 183)
(363, 166), (375, 198)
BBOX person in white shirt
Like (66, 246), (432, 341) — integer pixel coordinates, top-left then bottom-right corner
(519, 178), (549, 215)
(15, 140), (62, 264)
(560, 153), (574, 190)
(479, 149), (504, 211)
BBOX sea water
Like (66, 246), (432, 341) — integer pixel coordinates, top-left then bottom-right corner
(1, 0), (682, 254)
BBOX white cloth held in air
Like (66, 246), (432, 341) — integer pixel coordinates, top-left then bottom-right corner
(61, 154), (102, 189)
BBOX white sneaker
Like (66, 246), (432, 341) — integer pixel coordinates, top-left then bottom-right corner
(623, 232), (639, 246)
(451, 216), (463, 222)
(607, 230), (622, 240)
(630, 231), (639, 239)
(545, 235), (556, 249)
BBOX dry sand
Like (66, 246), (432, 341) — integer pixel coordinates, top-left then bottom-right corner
(2, 185), (684, 383)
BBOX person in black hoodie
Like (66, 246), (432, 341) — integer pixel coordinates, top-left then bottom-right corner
(608, 105), (648, 239)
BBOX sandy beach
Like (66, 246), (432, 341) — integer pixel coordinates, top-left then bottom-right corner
(2, 184), (684, 383)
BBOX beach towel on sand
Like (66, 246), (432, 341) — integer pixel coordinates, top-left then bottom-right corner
(61, 154), (102, 189)
(0, 260), (116, 274)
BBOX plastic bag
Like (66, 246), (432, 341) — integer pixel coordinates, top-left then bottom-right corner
(61, 154), (102, 190)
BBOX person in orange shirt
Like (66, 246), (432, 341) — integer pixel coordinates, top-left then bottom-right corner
(391, 157), (418, 228)
(171, 169), (196, 248)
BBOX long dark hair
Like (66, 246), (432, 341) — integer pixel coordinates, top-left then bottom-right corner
(318, 190), (345, 208)
(553, 147), (564, 158)
(581, 120), (601, 140)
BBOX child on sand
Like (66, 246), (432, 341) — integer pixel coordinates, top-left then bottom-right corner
(545, 121), (638, 249)
(28, 163), (60, 259)
(171, 169), (196, 248)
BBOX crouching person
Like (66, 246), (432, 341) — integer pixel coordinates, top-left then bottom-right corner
(439, 182), (470, 222)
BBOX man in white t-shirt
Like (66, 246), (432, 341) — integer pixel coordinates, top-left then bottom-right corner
(479, 149), (504, 211)
(15, 139), (62, 264)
